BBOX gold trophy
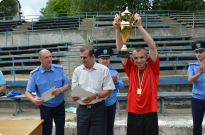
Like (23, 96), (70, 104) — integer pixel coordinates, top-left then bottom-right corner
(116, 7), (135, 58)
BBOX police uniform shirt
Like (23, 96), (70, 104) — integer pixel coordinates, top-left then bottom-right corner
(26, 64), (70, 107)
(0, 70), (6, 85)
(72, 62), (116, 105)
(105, 67), (124, 106)
(188, 62), (205, 100)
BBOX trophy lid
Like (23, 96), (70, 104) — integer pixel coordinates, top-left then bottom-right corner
(122, 6), (131, 14)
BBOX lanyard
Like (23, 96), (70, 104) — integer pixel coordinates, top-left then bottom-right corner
(138, 68), (146, 89)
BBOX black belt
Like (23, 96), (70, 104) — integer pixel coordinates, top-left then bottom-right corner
(80, 100), (104, 109)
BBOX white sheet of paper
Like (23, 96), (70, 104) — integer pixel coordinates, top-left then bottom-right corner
(72, 85), (93, 97)
(41, 86), (55, 102)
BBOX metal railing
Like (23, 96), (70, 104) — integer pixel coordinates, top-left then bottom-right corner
(0, 11), (204, 47)
(1, 10), (205, 21)
(92, 14), (187, 40)
(0, 16), (84, 47)
(0, 53), (80, 81)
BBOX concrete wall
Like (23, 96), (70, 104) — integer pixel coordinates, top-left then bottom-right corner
(0, 29), (92, 47)
(93, 27), (205, 39)
(1, 27), (205, 48)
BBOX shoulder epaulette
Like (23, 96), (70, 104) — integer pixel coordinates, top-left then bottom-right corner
(54, 65), (64, 68)
(30, 67), (39, 74)
(189, 63), (197, 65)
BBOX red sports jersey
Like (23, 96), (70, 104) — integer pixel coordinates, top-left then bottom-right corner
(122, 55), (160, 114)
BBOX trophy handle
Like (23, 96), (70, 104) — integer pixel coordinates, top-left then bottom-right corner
(133, 13), (139, 24)
(115, 14), (121, 22)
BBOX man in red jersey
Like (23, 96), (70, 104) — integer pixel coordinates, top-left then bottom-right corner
(113, 14), (160, 135)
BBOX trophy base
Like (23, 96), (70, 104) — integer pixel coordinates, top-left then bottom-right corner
(117, 51), (130, 58)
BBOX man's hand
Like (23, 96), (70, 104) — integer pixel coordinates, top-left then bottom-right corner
(134, 14), (142, 28)
(51, 88), (61, 96)
(196, 62), (205, 74)
(71, 95), (80, 101)
(111, 73), (118, 83)
(113, 15), (121, 30)
(82, 94), (96, 104)
(32, 98), (44, 106)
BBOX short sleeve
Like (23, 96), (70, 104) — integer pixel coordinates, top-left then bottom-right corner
(26, 74), (37, 92)
(102, 68), (115, 90)
(62, 68), (70, 85)
(148, 54), (160, 76)
(0, 71), (6, 85)
(188, 65), (195, 76)
(71, 68), (78, 90)
(122, 58), (134, 77)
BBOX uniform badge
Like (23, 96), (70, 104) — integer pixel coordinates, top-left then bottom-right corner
(62, 70), (67, 77)
(196, 43), (201, 48)
(103, 49), (107, 54)
(28, 77), (32, 84)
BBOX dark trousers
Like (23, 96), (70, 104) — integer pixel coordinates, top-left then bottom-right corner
(77, 100), (107, 135)
(39, 101), (65, 135)
(192, 97), (205, 135)
(127, 112), (158, 135)
(90, 102), (116, 135)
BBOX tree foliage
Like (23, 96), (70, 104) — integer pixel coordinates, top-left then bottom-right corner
(152, 0), (205, 11)
(0, 0), (18, 20)
(40, 0), (71, 18)
(40, 0), (205, 18)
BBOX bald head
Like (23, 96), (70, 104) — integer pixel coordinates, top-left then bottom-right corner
(38, 49), (51, 58)
(38, 49), (52, 70)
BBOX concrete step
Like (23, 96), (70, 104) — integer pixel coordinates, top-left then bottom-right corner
(13, 22), (33, 31)
(80, 18), (94, 30)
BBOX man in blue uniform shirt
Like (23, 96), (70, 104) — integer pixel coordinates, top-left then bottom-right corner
(188, 41), (205, 135)
(25, 49), (70, 135)
(90, 47), (124, 135)
(0, 70), (6, 94)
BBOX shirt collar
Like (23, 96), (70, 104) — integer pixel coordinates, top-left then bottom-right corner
(196, 61), (201, 66)
(93, 62), (98, 69)
(82, 62), (98, 70)
(40, 64), (54, 73)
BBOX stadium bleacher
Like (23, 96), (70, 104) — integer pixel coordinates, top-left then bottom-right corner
(170, 14), (205, 27)
(0, 42), (72, 76)
(0, 12), (200, 113)
(95, 15), (170, 28)
(27, 17), (84, 31)
(0, 20), (26, 32)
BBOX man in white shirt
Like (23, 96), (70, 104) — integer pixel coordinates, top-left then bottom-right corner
(71, 46), (115, 135)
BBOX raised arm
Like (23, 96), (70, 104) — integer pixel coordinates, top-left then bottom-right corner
(188, 62), (205, 82)
(113, 17), (128, 65)
(134, 14), (158, 63)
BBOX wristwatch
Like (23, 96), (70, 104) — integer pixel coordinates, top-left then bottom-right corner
(60, 88), (63, 93)
(95, 93), (99, 99)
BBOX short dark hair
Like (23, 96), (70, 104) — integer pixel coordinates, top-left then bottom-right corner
(80, 46), (94, 57)
(134, 46), (147, 53)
